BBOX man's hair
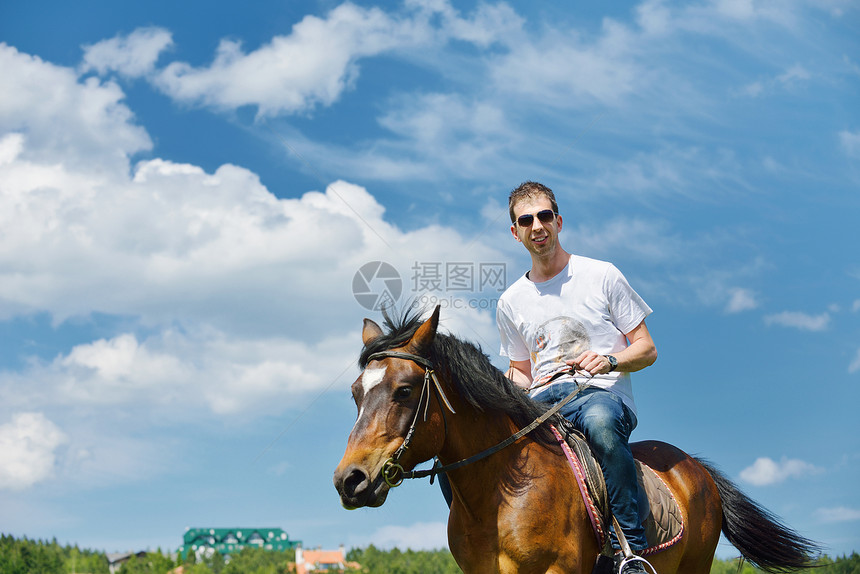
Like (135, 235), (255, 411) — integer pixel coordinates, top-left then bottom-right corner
(508, 181), (559, 223)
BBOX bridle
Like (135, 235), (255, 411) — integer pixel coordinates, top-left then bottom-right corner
(367, 350), (591, 488)
(366, 350), (456, 488)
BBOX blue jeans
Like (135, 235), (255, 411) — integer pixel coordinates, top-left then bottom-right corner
(530, 383), (648, 551)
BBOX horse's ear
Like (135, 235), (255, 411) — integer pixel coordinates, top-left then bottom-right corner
(362, 318), (383, 345)
(408, 305), (440, 356)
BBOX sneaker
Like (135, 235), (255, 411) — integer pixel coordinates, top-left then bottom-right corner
(619, 558), (648, 574)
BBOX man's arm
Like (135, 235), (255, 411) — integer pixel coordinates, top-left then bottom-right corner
(506, 359), (533, 389)
(569, 320), (657, 376)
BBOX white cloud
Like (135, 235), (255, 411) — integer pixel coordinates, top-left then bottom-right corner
(839, 130), (860, 158)
(736, 64), (812, 99)
(636, 0), (673, 36)
(259, 94), (522, 185)
(0, 131), (24, 164)
(81, 27), (173, 78)
(849, 348), (860, 374)
(726, 288), (758, 313)
(689, 0), (800, 29)
(370, 92), (512, 178)
(0, 303), (503, 420)
(86, 3), (523, 119)
(152, 4), (432, 117)
(0, 44), (151, 174)
(380, 93), (508, 147)
(78, 0), (836, 128)
(711, 0), (760, 21)
(815, 506), (860, 523)
(60, 431), (170, 488)
(489, 19), (640, 107)
(354, 521), (448, 550)
(764, 311), (830, 331)
(0, 412), (67, 490)
(0, 44), (509, 417)
(2, 328), (359, 416)
(576, 145), (752, 202)
(777, 63), (810, 84)
(739, 456), (820, 486)
(740, 81), (765, 97)
(846, 55), (860, 76)
(634, 0), (855, 51)
(630, 0), (793, 46)
(0, 70), (505, 330)
(0, 135), (502, 333)
(410, 0), (523, 48)
(569, 218), (680, 263)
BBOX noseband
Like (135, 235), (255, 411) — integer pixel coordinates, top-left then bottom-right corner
(367, 350), (592, 489)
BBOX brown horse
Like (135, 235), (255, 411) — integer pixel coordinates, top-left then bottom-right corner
(334, 307), (819, 574)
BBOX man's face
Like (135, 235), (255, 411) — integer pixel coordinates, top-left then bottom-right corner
(510, 195), (563, 257)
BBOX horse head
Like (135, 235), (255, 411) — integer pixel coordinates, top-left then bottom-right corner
(333, 306), (449, 509)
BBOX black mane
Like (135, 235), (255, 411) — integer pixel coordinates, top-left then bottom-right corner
(360, 307), (559, 447)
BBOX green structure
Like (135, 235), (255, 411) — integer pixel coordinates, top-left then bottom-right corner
(180, 527), (300, 559)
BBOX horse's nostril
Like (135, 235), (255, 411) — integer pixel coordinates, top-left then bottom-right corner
(343, 467), (369, 497)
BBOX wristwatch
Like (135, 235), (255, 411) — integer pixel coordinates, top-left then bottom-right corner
(605, 355), (618, 372)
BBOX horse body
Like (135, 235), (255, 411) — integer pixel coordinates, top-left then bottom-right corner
(333, 307), (816, 574)
(442, 418), (598, 573)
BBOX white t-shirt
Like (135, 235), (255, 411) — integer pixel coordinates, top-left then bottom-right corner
(497, 254), (652, 415)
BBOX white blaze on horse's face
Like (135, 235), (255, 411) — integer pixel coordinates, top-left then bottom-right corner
(355, 365), (387, 422)
(361, 366), (387, 395)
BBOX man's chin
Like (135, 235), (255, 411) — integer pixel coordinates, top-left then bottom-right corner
(527, 241), (553, 255)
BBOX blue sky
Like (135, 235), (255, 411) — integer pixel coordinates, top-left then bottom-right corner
(1, 0), (858, 560)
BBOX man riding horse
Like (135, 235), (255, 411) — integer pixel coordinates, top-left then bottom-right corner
(497, 181), (657, 574)
(334, 181), (818, 574)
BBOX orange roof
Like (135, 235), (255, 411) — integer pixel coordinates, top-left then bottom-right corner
(302, 549), (344, 563)
(296, 548), (360, 574)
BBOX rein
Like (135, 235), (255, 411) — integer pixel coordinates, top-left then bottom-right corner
(367, 350), (590, 488)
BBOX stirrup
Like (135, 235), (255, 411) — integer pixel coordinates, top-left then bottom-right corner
(618, 555), (657, 574)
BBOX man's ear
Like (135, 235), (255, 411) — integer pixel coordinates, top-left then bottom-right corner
(511, 224), (521, 242)
(556, 213), (563, 232)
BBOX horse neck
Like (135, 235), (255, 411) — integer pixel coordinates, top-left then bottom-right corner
(432, 363), (534, 460)
(436, 387), (541, 505)
(439, 402), (519, 464)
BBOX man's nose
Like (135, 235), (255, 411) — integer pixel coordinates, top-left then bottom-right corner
(531, 217), (548, 231)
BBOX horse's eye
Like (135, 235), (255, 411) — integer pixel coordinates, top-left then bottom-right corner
(393, 386), (413, 400)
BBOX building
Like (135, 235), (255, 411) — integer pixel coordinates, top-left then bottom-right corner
(179, 527), (300, 560)
(107, 551), (148, 574)
(294, 544), (360, 574)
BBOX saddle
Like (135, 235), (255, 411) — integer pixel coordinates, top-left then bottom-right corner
(551, 421), (684, 557)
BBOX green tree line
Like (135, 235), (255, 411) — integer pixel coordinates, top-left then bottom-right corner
(2, 534), (858, 574)
(345, 545), (460, 573)
(121, 545), (296, 574)
(0, 534), (109, 574)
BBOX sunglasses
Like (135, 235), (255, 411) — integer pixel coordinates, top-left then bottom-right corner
(516, 209), (557, 227)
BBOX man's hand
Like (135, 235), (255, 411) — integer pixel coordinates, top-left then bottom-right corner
(565, 320), (658, 376)
(567, 351), (612, 376)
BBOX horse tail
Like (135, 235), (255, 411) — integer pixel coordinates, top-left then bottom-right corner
(696, 457), (821, 573)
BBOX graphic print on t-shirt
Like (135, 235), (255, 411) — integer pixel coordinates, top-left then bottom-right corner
(532, 316), (591, 387)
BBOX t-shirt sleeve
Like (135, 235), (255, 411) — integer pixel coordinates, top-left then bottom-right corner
(496, 298), (531, 362)
(605, 264), (652, 335)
